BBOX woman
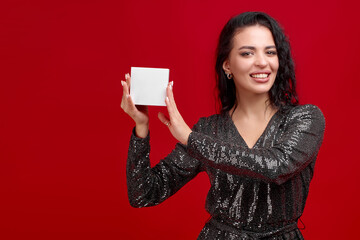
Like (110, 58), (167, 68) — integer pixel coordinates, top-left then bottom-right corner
(121, 12), (325, 240)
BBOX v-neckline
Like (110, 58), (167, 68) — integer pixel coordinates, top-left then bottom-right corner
(227, 109), (280, 149)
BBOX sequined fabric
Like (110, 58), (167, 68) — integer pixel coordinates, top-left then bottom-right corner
(126, 104), (325, 239)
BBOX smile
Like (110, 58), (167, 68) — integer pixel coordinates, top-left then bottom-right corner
(249, 73), (270, 78)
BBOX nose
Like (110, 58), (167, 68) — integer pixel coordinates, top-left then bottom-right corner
(254, 53), (268, 67)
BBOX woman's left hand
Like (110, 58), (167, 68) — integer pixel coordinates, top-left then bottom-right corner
(158, 82), (192, 145)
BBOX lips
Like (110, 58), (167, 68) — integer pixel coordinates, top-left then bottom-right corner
(250, 73), (269, 78)
(249, 71), (271, 78)
(249, 71), (271, 83)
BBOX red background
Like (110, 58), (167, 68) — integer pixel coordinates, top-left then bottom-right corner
(1, 0), (359, 239)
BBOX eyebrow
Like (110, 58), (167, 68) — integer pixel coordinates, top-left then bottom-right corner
(238, 45), (276, 50)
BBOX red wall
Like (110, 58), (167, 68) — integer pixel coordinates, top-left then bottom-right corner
(1, 0), (359, 239)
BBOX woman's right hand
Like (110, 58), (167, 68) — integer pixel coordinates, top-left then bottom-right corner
(121, 73), (149, 138)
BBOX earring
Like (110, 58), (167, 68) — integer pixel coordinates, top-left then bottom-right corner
(226, 73), (233, 79)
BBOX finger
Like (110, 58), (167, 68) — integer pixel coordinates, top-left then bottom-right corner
(122, 80), (130, 96)
(125, 73), (131, 89)
(165, 95), (176, 120)
(126, 93), (137, 112)
(166, 81), (178, 112)
(121, 80), (127, 109)
(158, 112), (171, 127)
(121, 81), (128, 100)
(121, 81), (137, 113)
(121, 81), (130, 109)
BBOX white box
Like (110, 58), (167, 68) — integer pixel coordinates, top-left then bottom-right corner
(130, 67), (170, 106)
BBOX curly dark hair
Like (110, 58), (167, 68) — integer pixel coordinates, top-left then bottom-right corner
(215, 11), (299, 115)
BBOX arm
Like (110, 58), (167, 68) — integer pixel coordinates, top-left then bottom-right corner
(121, 73), (202, 207)
(187, 105), (326, 185)
(126, 122), (203, 208)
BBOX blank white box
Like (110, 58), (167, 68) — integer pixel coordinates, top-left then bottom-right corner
(130, 67), (169, 106)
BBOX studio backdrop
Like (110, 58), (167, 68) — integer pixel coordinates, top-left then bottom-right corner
(1, 0), (359, 239)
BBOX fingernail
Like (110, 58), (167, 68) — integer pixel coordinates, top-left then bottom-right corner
(121, 81), (124, 86)
(171, 81), (174, 87)
(169, 84), (172, 90)
(125, 73), (129, 79)
(166, 96), (169, 102)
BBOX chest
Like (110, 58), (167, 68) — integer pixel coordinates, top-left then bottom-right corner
(233, 120), (270, 149)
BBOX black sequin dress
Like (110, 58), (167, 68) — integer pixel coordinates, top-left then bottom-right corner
(126, 104), (326, 239)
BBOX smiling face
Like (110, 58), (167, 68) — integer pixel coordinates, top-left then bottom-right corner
(222, 24), (279, 97)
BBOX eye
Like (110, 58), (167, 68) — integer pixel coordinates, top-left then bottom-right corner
(240, 52), (253, 56)
(266, 51), (277, 55)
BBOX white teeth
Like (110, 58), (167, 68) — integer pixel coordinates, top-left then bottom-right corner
(250, 73), (269, 78)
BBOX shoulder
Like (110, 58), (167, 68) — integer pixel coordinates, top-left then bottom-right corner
(284, 104), (326, 131)
(192, 113), (227, 132)
(288, 104), (325, 120)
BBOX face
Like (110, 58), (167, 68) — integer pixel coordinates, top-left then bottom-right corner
(223, 25), (279, 97)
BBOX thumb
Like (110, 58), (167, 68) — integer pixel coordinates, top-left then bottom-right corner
(158, 112), (170, 127)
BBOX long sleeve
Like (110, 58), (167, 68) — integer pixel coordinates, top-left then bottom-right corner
(187, 104), (325, 185)
(126, 123), (203, 208)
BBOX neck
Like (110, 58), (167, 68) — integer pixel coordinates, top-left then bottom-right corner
(230, 90), (277, 121)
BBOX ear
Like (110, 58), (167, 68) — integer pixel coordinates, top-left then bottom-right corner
(222, 59), (231, 73)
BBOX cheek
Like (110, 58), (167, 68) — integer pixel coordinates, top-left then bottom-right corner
(231, 58), (251, 75)
(271, 58), (279, 72)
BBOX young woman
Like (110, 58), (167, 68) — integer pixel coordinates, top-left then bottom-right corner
(121, 12), (325, 240)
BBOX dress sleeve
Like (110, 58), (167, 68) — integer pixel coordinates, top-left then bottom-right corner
(187, 105), (326, 185)
(126, 120), (204, 208)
